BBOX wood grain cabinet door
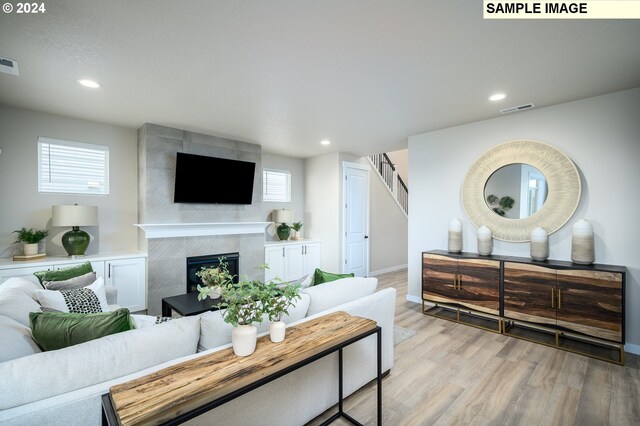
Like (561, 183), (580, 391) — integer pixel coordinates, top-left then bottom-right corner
(556, 270), (623, 342)
(457, 259), (500, 315)
(504, 262), (557, 327)
(423, 254), (459, 303)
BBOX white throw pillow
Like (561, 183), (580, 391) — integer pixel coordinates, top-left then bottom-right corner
(0, 315), (42, 362)
(0, 288), (42, 327)
(302, 277), (378, 316)
(0, 277), (42, 300)
(35, 278), (109, 313)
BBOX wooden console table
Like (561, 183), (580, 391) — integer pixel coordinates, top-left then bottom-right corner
(102, 311), (382, 426)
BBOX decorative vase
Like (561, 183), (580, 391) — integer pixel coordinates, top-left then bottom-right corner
(23, 243), (38, 256)
(269, 321), (286, 343)
(207, 286), (222, 299)
(277, 224), (291, 241)
(448, 219), (462, 253)
(292, 230), (302, 240)
(231, 325), (258, 356)
(477, 226), (492, 256)
(572, 219), (594, 265)
(530, 227), (549, 261)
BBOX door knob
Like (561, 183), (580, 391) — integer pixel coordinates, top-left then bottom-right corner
(364, 235), (369, 239)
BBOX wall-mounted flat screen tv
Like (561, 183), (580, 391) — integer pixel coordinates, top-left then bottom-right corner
(174, 152), (256, 204)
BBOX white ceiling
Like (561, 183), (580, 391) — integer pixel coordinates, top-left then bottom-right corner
(1, 1), (639, 158)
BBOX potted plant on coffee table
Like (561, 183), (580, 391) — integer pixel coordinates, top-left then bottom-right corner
(196, 259), (233, 301)
(263, 279), (302, 343)
(217, 279), (267, 356)
(13, 227), (48, 256)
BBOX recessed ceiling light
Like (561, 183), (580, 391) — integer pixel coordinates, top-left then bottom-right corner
(320, 140), (331, 146)
(77, 79), (101, 89)
(489, 93), (506, 101)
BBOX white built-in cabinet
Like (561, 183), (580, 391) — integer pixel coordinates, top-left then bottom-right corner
(264, 240), (321, 282)
(0, 252), (147, 312)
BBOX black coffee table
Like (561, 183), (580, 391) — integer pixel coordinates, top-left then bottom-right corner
(161, 292), (223, 317)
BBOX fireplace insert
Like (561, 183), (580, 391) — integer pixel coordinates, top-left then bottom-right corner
(186, 252), (239, 293)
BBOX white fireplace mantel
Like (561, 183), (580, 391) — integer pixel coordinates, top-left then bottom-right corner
(135, 222), (271, 239)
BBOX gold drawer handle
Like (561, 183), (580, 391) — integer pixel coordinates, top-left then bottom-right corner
(551, 288), (555, 308)
(558, 289), (562, 309)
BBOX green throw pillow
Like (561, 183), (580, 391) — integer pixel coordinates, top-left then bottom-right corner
(313, 268), (355, 286)
(29, 308), (132, 351)
(34, 262), (93, 286)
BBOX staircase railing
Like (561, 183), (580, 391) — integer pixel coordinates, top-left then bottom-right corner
(368, 153), (408, 216)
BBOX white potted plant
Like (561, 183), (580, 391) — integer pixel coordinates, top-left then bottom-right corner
(291, 221), (303, 240)
(216, 279), (267, 356)
(12, 227), (48, 256)
(195, 259), (233, 300)
(263, 280), (302, 343)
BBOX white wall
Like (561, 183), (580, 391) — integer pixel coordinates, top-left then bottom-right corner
(305, 153), (341, 272)
(261, 153), (305, 241)
(369, 165), (408, 274)
(0, 106), (138, 257)
(408, 88), (640, 351)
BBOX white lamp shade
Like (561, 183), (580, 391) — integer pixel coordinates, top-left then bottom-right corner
(52, 205), (98, 227)
(273, 209), (293, 224)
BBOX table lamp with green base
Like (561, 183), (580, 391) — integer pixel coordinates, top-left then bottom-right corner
(52, 205), (98, 256)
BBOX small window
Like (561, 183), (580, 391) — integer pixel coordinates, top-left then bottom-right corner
(38, 137), (110, 195)
(263, 169), (291, 202)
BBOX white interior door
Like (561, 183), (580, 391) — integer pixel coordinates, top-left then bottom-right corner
(343, 162), (370, 276)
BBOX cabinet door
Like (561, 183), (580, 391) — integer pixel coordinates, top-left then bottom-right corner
(303, 243), (321, 277)
(422, 254), (459, 303)
(457, 259), (500, 315)
(106, 258), (146, 312)
(556, 270), (623, 342)
(264, 247), (285, 282)
(504, 262), (557, 327)
(0, 265), (47, 285)
(284, 244), (304, 281)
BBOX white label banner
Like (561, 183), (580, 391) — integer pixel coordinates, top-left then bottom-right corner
(484, 1), (640, 19)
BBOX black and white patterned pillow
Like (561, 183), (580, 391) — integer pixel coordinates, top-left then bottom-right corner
(60, 287), (103, 313)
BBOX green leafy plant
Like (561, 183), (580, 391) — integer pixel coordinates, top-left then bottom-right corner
(492, 208), (506, 217)
(499, 196), (515, 210)
(263, 279), (302, 322)
(486, 194), (499, 205)
(291, 221), (303, 232)
(216, 279), (268, 327)
(13, 227), (48, 244)
(195, 259), (234, 301)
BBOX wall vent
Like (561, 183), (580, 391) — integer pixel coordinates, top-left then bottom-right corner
(0, 57), (20, 76)
(500, 103), (535, 114)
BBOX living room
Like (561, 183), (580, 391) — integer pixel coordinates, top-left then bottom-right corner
(1, 2), (639, 425)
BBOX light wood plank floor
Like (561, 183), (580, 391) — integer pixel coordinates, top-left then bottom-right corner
(309, 269), (640, 426)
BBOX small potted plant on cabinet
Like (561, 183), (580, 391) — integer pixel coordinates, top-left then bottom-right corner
(217, 279), (267, 356)
(263, 280), (302, 343)
(12, 227), (48, 256)
(291, 221), (303, 240)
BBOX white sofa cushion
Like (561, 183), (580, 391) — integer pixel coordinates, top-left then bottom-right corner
(0, 315), (201, 410)
(34, 278), (109, 313)
(0, 289), (42, 327)
(0, 277), (43, 300)
(302, 277), (378, 316)
(0, 315), (42, 362)
(198, 293), (311, 352)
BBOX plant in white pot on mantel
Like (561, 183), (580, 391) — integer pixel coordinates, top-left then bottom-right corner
(217, 279), (267, 357)
(13, 227), (48, 256)
(264, 279), (302, 343)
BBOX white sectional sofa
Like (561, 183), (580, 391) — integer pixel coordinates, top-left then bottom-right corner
(0, 276), (396, 426)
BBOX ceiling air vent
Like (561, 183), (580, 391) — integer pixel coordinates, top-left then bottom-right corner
(0, 57), (20, 76)
(500, 103), (535, 114)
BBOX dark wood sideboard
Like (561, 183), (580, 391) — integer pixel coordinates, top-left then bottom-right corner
(422, 250), (626, 364)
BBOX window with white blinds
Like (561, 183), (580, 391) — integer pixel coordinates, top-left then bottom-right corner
(262, 169), (291, 202)
(38, 137), (110, 195)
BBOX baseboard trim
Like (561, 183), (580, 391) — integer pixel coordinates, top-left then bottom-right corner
(369, 264), (407, 276)
(625, 343), (640, 355)
(406, 294), (422, 304)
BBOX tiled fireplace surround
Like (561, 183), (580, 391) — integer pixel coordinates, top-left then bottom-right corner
(138, 124), (266, 315)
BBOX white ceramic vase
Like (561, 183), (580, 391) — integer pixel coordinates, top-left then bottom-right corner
(23, 243), (38, 256)
(477, 226), (492, 256)
(231, 325), (257, 356)
(530, 227), (549, 261)
(208, 286), (222, 299)
(448, 219), (462, 253)
(269, 321), (286, 343)
(572, 219), (594, 265)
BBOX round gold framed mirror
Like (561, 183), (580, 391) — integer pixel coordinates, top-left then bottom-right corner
(462, 140), (581, 242)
